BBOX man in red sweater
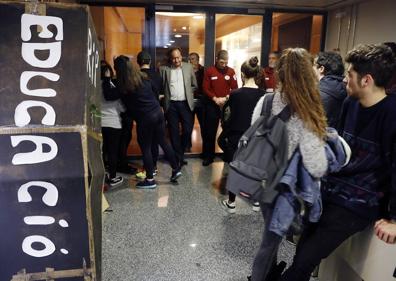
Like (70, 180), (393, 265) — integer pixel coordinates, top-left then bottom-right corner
(259, 51), (279, 92)
(202, 50), (238, 166)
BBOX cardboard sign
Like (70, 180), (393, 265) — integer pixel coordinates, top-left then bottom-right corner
(0, 1), (103, 280)
(0, 131), (90, 280)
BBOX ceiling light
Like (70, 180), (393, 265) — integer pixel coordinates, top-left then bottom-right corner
(164, 46), (168, 48)
(193, 15), (204, 19)
(156, 12), (197, 17)
(166, 43), (172, 46)
(182, 26), (187, 30)
(175, 34), (182, 38)
(169, 40), (175, 43)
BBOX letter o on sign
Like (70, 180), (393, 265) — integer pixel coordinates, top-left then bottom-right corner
(22, 235), (56, 257)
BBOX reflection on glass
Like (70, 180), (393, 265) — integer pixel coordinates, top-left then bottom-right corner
(155, 12), (206, 67)
(215, 14), (262, 86)
(272, 13), (323, 54)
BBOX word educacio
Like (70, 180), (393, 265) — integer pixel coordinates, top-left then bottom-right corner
(11, 13), (67, 259)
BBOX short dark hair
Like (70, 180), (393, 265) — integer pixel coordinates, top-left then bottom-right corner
(316, 51), (344, 76)
(189, 52), (199, 60)
(137, 51), (151, 66)
(216, 50), (228, 60)
(345, 44), (396, 87)
(384, 42), (396, 55)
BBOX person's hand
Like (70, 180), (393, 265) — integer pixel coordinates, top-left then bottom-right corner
(374, 219), (396, 244)
(218, 97), (227, 106)
(104, 68), (111, 78)
(212, 96), (221, 106)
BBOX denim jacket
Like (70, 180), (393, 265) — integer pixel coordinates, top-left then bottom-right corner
(269, 128), (350, 236)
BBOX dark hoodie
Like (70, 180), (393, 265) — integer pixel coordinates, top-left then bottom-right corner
(319, 75), (347, 128)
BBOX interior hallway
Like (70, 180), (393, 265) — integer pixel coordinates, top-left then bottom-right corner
(102, 158), (318, 281)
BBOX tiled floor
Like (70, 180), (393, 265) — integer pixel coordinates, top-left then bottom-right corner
(102, 158), (318, 281)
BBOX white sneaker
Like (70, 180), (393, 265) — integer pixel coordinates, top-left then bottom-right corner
(252, 202), (260, 212)
(109, 176), (124, 187)
(221, 199), (236, 214)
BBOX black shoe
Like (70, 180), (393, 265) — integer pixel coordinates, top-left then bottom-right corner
(264, 261), (287, 281)
(170, 169), (182, 182)
(202, 158), (214, 166)
(247, 276), (251, 281)
(180, 160), (188, 166)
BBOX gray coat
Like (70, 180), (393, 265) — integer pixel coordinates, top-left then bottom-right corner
(159, 62), (197, 112)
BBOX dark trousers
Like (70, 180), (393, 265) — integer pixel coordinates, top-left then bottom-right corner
(102, 127), (122, 179)
(118, 113), (133, 169)
(136, 111), (178, 179)
(203, 101), (221, 160)
(280, 203), (371, 281)
(165, 101), (194, 164)
(186, 98), (206, 150)
(251, 204), (283, 281)
(151, 141), (159, 168)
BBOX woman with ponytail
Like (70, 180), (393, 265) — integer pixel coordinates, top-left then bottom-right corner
(220, 56), (265, 213)
(248, 48), (328, 281)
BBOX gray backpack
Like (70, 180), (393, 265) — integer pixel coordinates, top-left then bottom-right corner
(226, 93), (291, 203)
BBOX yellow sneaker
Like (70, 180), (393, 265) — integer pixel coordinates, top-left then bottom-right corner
(135, 170), (146, 179)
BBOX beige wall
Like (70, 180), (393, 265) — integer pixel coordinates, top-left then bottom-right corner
(325, 0), (396, 57)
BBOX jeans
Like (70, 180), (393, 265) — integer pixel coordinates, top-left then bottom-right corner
(251, 203), (283, 281)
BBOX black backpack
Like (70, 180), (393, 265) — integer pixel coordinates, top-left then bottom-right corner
(226, 93), (291, 203)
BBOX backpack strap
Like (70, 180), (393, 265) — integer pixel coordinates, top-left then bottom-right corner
(260, 93), (275, 120)
(278, 105), (291, 122)
(260, 93), (291, 122)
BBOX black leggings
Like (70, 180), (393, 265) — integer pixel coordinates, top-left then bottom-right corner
(136, 111), (178, 178)
(102, 127), (122, 179)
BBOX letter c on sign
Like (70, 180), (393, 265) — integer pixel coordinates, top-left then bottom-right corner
(18, 181), (58, 207)
(14, 100), (56, 127)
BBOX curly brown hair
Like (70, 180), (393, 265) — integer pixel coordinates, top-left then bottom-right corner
(276, 48), (327, 140)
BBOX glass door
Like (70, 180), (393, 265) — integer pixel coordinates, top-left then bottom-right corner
(155, 12), (206, 67)
(215, 14), (263, 86)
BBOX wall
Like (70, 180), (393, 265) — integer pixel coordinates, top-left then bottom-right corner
(325, 0), (396, 57)
(90, 7), (144, 64)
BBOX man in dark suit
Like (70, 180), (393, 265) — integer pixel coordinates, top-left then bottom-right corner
(159, 47), (197, 165)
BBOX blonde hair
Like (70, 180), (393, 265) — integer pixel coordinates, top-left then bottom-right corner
(276, 48), (327, 140)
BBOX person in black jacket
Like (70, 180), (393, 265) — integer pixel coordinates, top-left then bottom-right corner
(188, 52), (205, 154)
(313, 51), (347, 129)
(220, 57), (264, 214)
(114, 56), (181, 189)
(135, 51), (163, 180)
